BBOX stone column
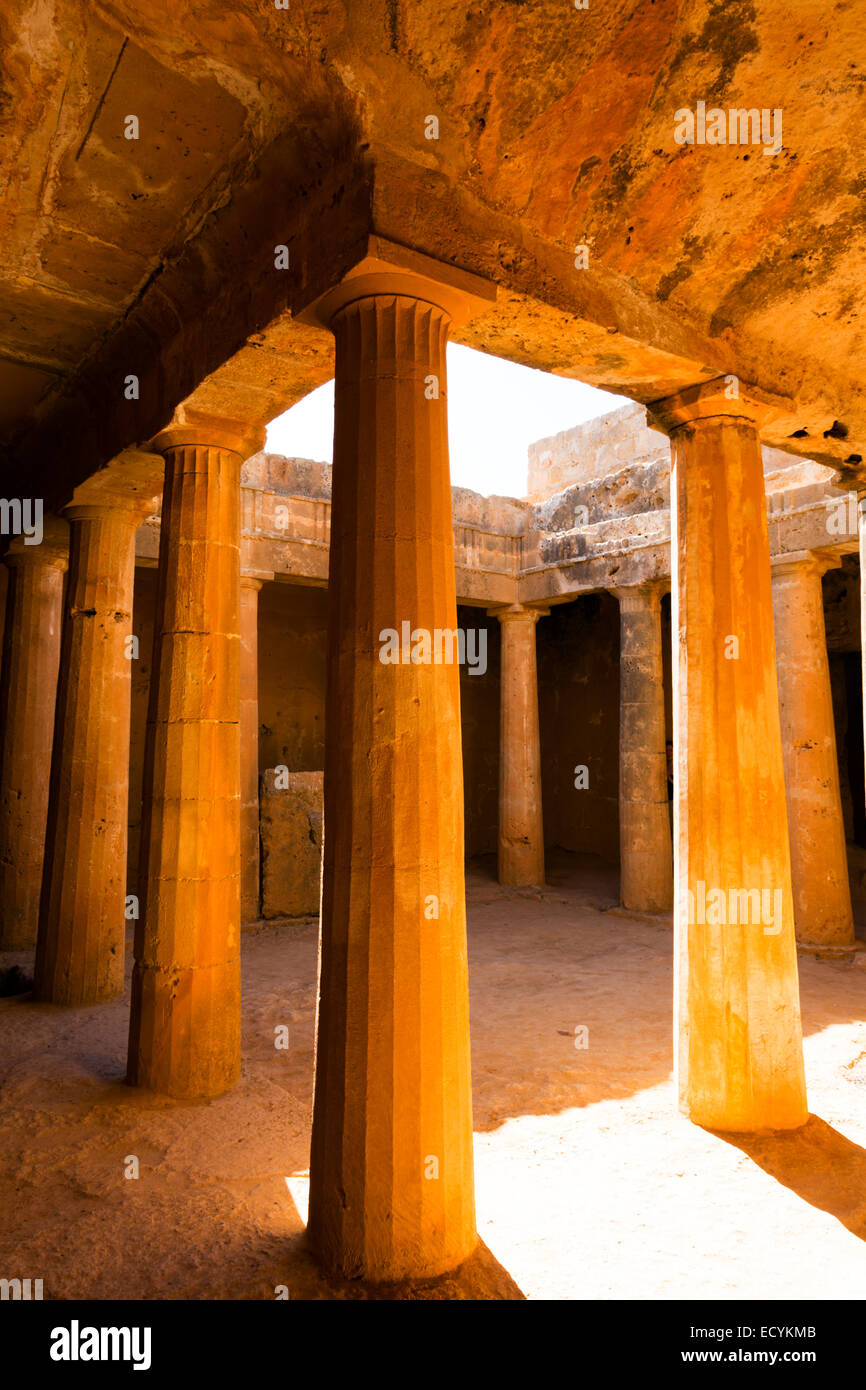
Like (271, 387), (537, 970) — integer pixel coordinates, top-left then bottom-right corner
(34, 485), (157, 1005)
(127, 419), (264, 1100)
(648, 378), (807, 1132)
(0, 519), (68, 949)
(493, 604), (547, 887)
(772, 551), (854, 950)
(240, 576), (263, 925)
(611, 584), (673, 913)
(858, 495), (866, 849)
(304, 272), (485, 1283)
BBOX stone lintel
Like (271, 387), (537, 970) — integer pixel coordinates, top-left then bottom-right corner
(295, 234), (497, 330)
(647, 375), (792, 437)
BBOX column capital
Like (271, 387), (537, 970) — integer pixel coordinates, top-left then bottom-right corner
(488, 602), (549, 624)
(295, 235), (496, 331)
(4, 513), (69, 570)
(65, 448), (164, 524)
(240, 574), (265, 592)
(770, 547), (844, 580)
(153, 413), (266, 460)
(610, 582), (665, 611)
(647, 375), (790, 437)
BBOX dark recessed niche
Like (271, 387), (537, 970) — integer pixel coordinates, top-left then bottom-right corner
(824, 420), (849, 440)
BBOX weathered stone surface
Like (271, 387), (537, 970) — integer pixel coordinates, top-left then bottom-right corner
(529, 403), (669, 500)
(612, 584), (672, 913)
(659, 379), (808, 1132)
(260, 770), (323, 920)
(6, 5), (866, 500)
(34, 499), (145, 1005)
(0, 518), (68, 949)
(493, 606), (546, 887)
(772, 553), (854, 948)
(308, 285), (476, 1284)
(128, 422), (265, 1100)
(240, 577), (263, 925)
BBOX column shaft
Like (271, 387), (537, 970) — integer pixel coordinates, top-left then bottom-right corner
(128, 436), (247, 1099)
(308, 293), (476, 1282)
(772, 554), (854, 948)
(614, 586), (673, 913)
(653, 381), (807, 1131)
(859, 497), (866, 854)
(496, 606), (546, 887)
(240, 577), (262, 925)
(34, 506), (140, 1003)
(0, 527), (67, 948)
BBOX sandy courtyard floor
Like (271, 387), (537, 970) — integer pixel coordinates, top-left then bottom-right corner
(1, 854), (865, 1301)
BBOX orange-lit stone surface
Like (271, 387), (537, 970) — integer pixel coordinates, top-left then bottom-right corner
(308, 288), (477, 1281)
(34, 501), (145, 1005)
(494, 605), (547, 887)
(651, 379), (808, 1132)
(0, 519), (67, 949)
(240, 576), (263, 925)
(771, 552), (854, 950)
(612, 584), (673, 914)
(128, 423), (263, 1099)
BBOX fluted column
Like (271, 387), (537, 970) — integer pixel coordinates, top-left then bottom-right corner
(772, 551), (854, 949)
(240, 576), (263, 925)
(307, 288), (476, 1282)
(0, 519), (68, 949)
(493, 604), (547, 887)
(34, 501), (147, 1003)
(858, 496), (866, 851)
(612, 584), (673, 913)
(127, 419), (264, 1099)
(649, 378), (807, 1132)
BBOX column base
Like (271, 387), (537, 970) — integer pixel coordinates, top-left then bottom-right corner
(796, 939), (866, 962)
(680, 1102), (811, 1135)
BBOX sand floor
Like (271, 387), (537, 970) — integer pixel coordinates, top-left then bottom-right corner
(1, 853), (865, 1301)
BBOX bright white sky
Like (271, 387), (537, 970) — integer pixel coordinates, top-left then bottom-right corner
(265, 343), (620, 498)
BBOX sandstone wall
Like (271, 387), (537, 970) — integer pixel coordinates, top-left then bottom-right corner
(258, 581), (328, 773)
(260, 770), (323, 919)
(528, 402), (668, 501)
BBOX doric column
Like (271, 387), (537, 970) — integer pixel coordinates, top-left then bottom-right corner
(771, 551), (854, 950)
(648, 378), (807, 1132)
(301, 253), (493, 1283)
(611, 584), (673, 913)
(0, 519), (68, 949)
(492, 603), (547, 887)
(127, 418), (265, 1100)
(240, 575), (263, 925)
(34, 466), (160, 1005)
(858, 495), (866, 851)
